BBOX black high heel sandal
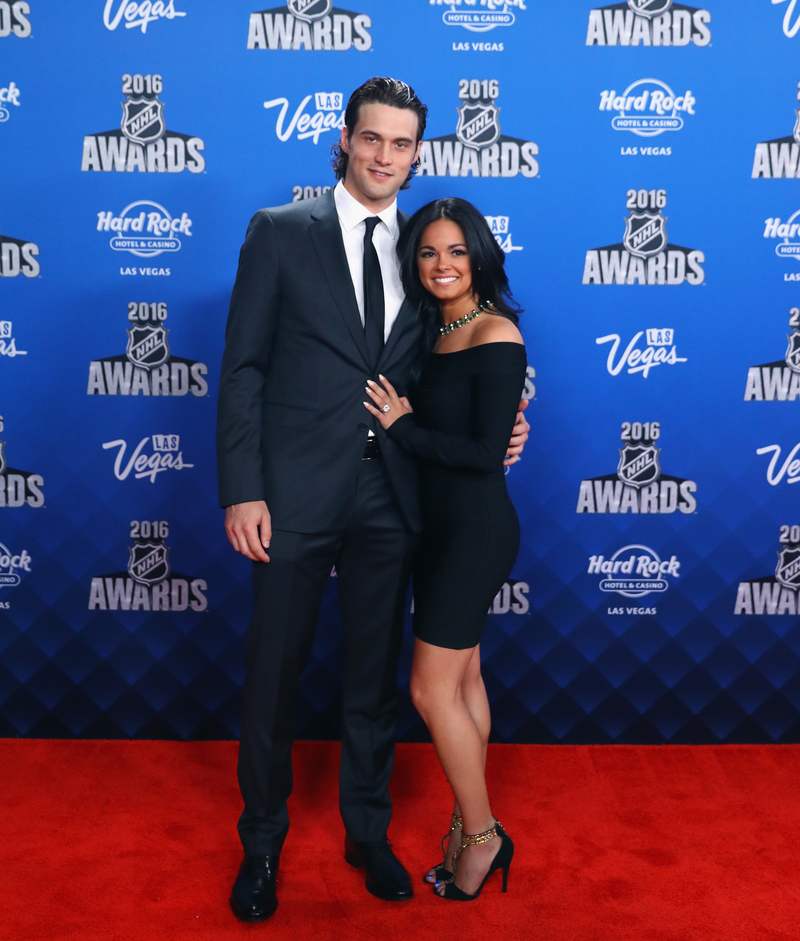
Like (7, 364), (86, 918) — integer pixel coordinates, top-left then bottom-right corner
(435, 821), (513, 901)
(423, 813), (462, 884)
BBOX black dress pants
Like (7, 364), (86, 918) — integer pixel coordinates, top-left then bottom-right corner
(236, 458), (417, 856)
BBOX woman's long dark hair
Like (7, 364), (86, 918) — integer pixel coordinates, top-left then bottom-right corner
(397, 197), (522, 382)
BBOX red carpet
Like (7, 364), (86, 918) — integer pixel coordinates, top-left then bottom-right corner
(3, 741), (800, 941)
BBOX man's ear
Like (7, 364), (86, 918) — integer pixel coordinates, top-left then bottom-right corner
(339, 127), (349, 154)
(412, 140), (422, 163)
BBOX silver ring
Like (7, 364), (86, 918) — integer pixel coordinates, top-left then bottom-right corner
(382, 404), (391, 413)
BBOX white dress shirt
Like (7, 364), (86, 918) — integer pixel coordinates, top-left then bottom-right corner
(333, 180), (405, 343)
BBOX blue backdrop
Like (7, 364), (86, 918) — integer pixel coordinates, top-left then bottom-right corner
(3, 0), (800, 744)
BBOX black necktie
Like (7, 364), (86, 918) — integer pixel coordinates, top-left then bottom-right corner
(362, 216), (385, 368)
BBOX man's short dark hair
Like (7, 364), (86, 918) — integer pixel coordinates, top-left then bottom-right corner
(331, 77), (428, 189)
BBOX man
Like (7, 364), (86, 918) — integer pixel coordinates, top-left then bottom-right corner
(217, 77), (529, 922)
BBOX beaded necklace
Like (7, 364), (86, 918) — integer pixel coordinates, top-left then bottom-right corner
(439, 301), (492, 336)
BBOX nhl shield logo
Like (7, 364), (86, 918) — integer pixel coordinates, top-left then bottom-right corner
(0, 440), (5, 477)
(287, 0), (332, 21)
(456, 101), (501, 151)
(126, 325), (170, 369)
(627, 0), (672, 17)
(776, 546), (800, 589)
(785, 332), (800, 373)
(121, 95), (166, 145)
(623, 212), (668, 259)
(617, 445), (661, 488)
(128, 540), (171, 585)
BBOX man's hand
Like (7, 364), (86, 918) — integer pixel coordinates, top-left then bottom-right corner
(225, 501), (272, 563)
(504, 398), (530, 467)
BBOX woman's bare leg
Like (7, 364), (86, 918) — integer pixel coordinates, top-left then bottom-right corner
(411, 638), (502, 895)
(431, 645), (490, 878)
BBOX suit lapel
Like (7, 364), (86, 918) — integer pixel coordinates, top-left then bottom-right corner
(309, 191), (370, 368)
(379, 296), (418, 369)
(378, 208), (417, 369)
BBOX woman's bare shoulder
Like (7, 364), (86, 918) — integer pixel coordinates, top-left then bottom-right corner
(471, 314), (524, 347)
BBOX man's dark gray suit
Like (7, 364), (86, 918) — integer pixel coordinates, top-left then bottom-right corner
(217, 189), (424, 857)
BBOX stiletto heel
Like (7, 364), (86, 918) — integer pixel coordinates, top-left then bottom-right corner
(436, 821), (513, 901)
(423, 813), (462, 884)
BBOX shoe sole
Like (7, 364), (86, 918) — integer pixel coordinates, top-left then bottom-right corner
(344, 852), (414, 902)
(229, 897), (278, 922)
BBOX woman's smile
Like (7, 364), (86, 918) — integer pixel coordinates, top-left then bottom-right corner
(417, 218), (475, 312)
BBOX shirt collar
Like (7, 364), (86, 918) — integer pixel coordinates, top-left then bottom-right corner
(334, 180), (398, 239)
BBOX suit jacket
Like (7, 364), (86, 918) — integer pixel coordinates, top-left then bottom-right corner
(216, 189), (423, 532)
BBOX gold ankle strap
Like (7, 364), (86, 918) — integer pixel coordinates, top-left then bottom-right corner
(449, 823), (497, 874)
(460, 824), (497, 848)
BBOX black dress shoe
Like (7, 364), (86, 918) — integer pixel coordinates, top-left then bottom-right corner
(229, 854), (279, 922)
(344, 837), (413, 901)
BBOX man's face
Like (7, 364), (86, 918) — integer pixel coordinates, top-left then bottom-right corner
(340, 102), (422, 211)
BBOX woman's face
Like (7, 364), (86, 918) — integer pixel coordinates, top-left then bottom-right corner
(417, 218), (474, 306)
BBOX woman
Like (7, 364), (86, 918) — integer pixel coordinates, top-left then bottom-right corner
(363, 197), (527, 901)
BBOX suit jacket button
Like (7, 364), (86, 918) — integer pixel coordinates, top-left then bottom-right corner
(358, 422), (368, 432)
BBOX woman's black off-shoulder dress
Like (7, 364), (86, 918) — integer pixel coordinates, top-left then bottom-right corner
(386, 341), (527, 650)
